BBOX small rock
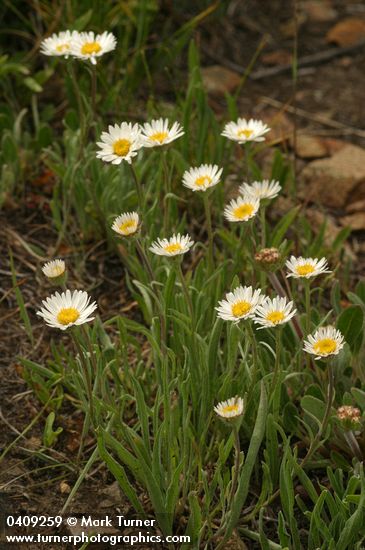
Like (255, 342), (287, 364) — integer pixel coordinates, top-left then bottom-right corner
(261, 50), (292, 66)
(302, 1), (338, 23)
(326, 18), (365, 46)
(60, 481), (71, 494)
(346, 199), (365, 214)
(101, 481), (121, 505)
(322, 138), (347, 156)
(261, 109), (294, 143)
(99, 499), (116, 509)
(300, 144), (365, 208)
(339, 56), (352, 68)
(341, 213), (365, 231)
(201, 65), (241, 96)
(290, 134), (328, 159)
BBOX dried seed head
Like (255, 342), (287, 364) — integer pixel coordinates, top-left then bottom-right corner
(255, 247), (282, 272)
(337, 405), (362, 431)
(337, 405), (361, 422)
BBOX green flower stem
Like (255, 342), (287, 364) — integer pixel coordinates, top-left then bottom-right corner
(235, 223), (247, 270)
(66, 59), (86, 163)
(270, 327), (282, 419)
(91, 64), (97, 124)
(72, 330), (96, 429)
(203, 192), (214, 273)
(304, 279), (311, 335)
(229, 425), (241, 507)
(175, 259), (198, 363)
(66, 61), (86, 157)
(134, 238), (167, 358)
(162, 149), (170, 233)
(301, 361), (335, 467)
(215, 382), (267, 547)
(134, 238), (156, 287)
(176, 261), (194, 327)
(246, 321), (259, 395)
(260, 204), (266, 247)
(135, 240), (170, 473)
(80, 324), (98, 374)
(129, 164), (144, 213)
(304, 280), (312, 372)
(244, 142), (251, 182)
(247, 221), (257, 273)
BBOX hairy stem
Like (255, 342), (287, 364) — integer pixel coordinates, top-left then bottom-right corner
(72, 331), (96, 429)
(270, 328), (282, 419)
(229, 426), (241, 507)
(130, 164), (144, 213)
(203, 193), (214, 272)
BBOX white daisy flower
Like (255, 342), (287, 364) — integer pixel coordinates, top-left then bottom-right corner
(37, 289), (97, 331)
(71, 31), (116, 64)
(216, 285), (264, 322)
(182, 164), (223, 192)
(40, 30), (79, 58)
(214, 396), (244, 419)
(240, 179), (281, 201)
(149, 233), (194, 257)
(303, 325), (345, 360)
(141, 118), (184, 147)
(42, 259), (66, 279)
(224, 195), (260, 223)
(111, 212), (139, 236)
(285, 256), (331, 279)
(222, 118), (270, 144)
(253, 296), (296, 329)
(96, 123), (143, 165)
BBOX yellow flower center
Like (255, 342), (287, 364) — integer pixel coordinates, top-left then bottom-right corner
(164, 243), (182, 254)
(119, 220), (137, 234)
(56, 43), (70, 53)
(296, 264), (315, 276)
(233, 203), (254, 220)
(150, 131), (168, 143)
(222, 404), (239, 414)
(195, 175), (212, 187)
(113, 139), (131, 157)
(231, 301), (252, 317)
(238, 128), (253, 139)
(81, 42), (101, 55)
(266, 311), (285, 324)
(57, 307), (80, 326)
(313, 338), (337, 355)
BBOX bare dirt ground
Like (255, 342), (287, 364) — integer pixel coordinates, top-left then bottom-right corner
(1, 1), (365, 548)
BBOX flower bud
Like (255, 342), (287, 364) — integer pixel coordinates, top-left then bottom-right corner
(42, 259), (67, 287)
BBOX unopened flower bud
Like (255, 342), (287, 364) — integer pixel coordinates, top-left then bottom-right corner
(42, 259), (67, 286)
